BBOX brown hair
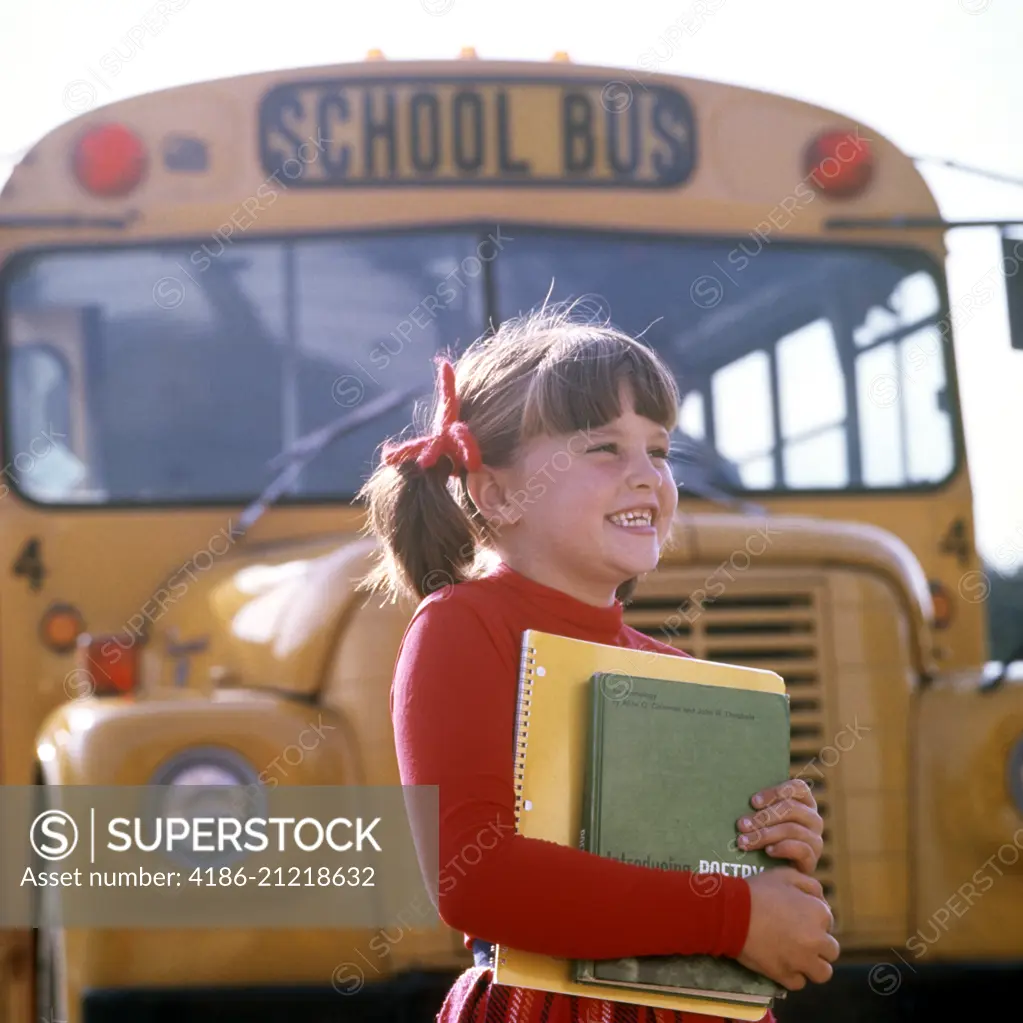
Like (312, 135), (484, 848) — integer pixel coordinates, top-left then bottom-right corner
(356, 301), (680, 607)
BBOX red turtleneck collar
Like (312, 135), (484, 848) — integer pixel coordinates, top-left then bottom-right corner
(483, 561), (625, 642)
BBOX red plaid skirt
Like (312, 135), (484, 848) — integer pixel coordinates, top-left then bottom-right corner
(437, 967), (774, 1023)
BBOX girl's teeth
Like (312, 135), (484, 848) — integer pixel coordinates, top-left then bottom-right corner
(610, 511), (652, 527)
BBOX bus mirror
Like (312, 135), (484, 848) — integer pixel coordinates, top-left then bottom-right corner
(1003, 235), (1023, 350)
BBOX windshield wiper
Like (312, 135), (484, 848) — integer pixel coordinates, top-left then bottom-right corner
(120, 384), (430, 658)
(235, 383), (432, 540)
(237, 399), (766, 542)
(669, 433), (766, 516)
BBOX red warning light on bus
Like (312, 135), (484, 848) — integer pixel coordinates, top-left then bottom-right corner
(71, 123), (148, 198)
(804, 129), (873, 198)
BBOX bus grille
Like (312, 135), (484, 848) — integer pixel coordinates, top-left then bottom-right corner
(623, 582), (837, 907)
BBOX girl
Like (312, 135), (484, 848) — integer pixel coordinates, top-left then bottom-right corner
(358, 304), (838, 1023)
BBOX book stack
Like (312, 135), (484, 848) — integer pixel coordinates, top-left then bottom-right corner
(492, 630), (790, 1020)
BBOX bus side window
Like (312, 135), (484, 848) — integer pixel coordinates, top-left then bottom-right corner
(678, 390), (705, 439)
(776, 319), (849, 488)
(9, 345), (85, 501)
(11, 346), (72, 447)
(710, 350), (776, 488)
(708, 320), (850, 491)
(853, 271), (954, 487)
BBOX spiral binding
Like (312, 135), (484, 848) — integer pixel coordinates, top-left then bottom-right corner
(512, 636), (537, 833)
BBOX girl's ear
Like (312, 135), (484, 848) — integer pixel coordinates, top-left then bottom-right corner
(465, 466), (522, 529)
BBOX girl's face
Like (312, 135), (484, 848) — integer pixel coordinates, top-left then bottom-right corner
(484, 383), (678, 605)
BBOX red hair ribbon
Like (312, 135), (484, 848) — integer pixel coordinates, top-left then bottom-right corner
(381, 360), (482, 475)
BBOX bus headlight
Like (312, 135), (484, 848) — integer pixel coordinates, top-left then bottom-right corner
(147, 746), (266, 865)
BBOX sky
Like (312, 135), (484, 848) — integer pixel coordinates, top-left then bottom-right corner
(1, 0), (1022, 571)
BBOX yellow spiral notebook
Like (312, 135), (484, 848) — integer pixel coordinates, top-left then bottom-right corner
(492, 629), (786, 1021)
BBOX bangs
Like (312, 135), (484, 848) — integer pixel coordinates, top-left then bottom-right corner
(520, 328), (680, 440)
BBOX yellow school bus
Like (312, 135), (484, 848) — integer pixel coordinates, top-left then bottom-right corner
(1, 52), (1022, 1023)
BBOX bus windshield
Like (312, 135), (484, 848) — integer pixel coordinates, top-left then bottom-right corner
(497, 231), (956, 495)
(3, 228), (955, 505)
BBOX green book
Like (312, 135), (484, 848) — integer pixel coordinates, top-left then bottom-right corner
(573, 671), (791, 1007)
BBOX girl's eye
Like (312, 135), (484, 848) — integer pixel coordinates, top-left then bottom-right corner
(587, 444), (670, 460)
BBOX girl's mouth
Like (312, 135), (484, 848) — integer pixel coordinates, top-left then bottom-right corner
(606, 508), (657, 534)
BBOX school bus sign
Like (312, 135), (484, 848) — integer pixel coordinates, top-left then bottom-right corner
(259, 77), (696, 188)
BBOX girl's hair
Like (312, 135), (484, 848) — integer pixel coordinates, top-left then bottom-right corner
(356, 300), (681, 607)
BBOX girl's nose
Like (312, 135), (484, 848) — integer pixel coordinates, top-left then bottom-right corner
(623, 448), (662, 488)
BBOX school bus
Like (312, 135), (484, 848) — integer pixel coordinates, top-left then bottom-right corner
(1, 51), (1021, 1023)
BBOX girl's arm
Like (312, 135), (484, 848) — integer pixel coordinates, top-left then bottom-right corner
(390, 594), (751, 961)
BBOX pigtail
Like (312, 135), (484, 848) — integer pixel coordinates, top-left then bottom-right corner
(357, 357), (486, 606)
(356, 457), (481, 605)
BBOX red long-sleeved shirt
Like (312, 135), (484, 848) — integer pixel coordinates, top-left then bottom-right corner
(391, 561), (764, 1021)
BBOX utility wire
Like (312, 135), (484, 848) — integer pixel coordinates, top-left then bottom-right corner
(912, 154), (1023, 189)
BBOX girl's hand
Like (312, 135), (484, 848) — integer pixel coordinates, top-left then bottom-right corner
(738, 867), (838, 990)
(736, 779), (823, 875)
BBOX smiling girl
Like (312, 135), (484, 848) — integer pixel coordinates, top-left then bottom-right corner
(358, 304), (837, 1023)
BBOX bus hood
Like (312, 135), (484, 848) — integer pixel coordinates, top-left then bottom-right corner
(137, 532), (386, 698)
(138, 512), (934, 699)
(666, 512), (935, 673)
